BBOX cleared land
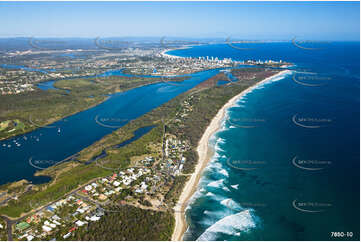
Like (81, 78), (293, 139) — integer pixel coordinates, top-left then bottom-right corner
(0, 68), (281, 240)
(0, 75), (185, 140)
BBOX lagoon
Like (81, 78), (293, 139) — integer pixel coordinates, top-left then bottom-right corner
(0, 68), (220, 185)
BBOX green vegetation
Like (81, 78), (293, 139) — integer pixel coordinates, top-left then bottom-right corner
(0, 116), (165, 217)
(0, 217), (6, 241)
(0, 120), (11, 131)
(72, 205), (174, 241)
(0, 71), (187, 217)
(164, 175), (188, 205)
(0, 67), (280, 240)
(0, 119), (25, 134)
(0, 75), (184, 140)
(0, 83), (104, 140)
(0, 162), (109, 217)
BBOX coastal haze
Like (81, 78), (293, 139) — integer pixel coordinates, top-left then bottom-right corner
(0, 1), (359, 242)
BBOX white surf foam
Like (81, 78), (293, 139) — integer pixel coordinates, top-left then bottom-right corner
(254, 70), (293, 90)
(231, 70), (293, 103)
(196, 209), (257, 241)
(219, 168), (229, 177)
(206, 192), (216, 197)
(209, 160), (222, 169)
(231, 184), (239, 190)
(214, 143), (225, 153)
(223, 186), (231, 192)
(212, 152), (222, 160)
(203, 209), (232, 219)
(220, 198), (243, 211)
(207, 179), (224, 188)
(203, 210), (212, 215)
(206, 161), (228, 176)
(237, 98), (247, 103)
(230, 102), (244, 108)
(216, 137), (226, 144)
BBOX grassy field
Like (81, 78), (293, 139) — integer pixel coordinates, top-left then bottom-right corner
(0, 75), (184, 140)
(0, 71), (190, 217)
(0, 67), (280, 240)
(0, 68), (277, 216)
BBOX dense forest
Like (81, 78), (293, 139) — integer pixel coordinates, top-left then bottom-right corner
(72, 205), (174, 241)
(69, 68), (276, 240)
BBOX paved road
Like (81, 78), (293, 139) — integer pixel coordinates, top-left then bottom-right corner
(0, 215), (13, 241)
(0, 179), (97, 241)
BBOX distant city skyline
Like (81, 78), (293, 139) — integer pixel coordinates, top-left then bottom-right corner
(0, 1), (359, 40)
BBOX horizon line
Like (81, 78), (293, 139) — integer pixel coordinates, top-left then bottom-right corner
(0, 36), (359, 42)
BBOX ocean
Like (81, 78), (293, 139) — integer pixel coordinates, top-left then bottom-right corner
(167, 42), (360, 241)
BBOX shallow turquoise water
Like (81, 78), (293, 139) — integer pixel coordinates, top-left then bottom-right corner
(169, 42), (360, 241)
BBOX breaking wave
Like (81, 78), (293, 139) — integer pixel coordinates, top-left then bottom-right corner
(206, 192), (216, 197)
(207, 179), (224, 188)
(216, 137), (226, 144)
(196, 209), (258, 241)
(231, 184), (239, 190)
(220, 198), (243, 211)
(219, 168), (229, 177)
(223, 186), (231, 192)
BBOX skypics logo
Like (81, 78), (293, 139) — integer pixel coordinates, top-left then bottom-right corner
(225, 36), (265, 51)
(158, 36), (190, 86)
(222, 199), (267, 212)
(292, 200), (332, 213)
(28, 115), (57, 129)
(226, 158), (267, 171)
(28, 37), (68, 50)
(227, 117), (266, 128)
(225, 35), (331, 52)
(159, 36), (202, 50)
(291, 37), (331, 51)
(292, 156), (332, 171)
(94, 115), (129, 129)
(160, 76), (183, 87)
(94, 37), (134, 51)
(292, 114), (333, 129)
(28, 157), (64, 170)
(95, 159), (123, 172)
(292, 72), (332, 87)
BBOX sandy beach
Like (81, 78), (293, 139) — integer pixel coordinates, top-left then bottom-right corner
(161, 49), (181, 59)
(161, 49), (182, 59)
(171, 69), (291, 241)
(160, 45), (194, 59)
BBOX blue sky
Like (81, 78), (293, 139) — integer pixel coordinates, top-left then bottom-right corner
(0, 1), (359, 40)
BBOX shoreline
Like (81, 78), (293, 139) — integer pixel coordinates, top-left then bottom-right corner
(160, 45), (197, 59)
(160, 48), (186, 59)
(0, 94), (110, 142)
(171, 69), (292, 241)
(0, 75), (174, 142)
